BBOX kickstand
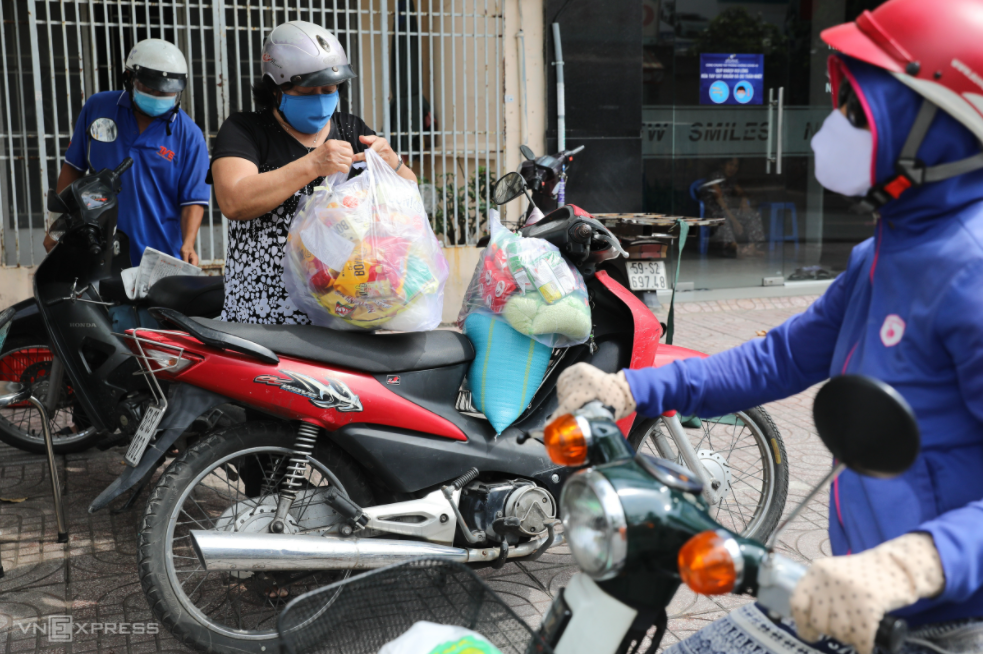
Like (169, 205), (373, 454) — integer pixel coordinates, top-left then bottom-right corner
(492, 540), (510, 569)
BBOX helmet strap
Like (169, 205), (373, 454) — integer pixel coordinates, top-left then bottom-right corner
(861, 99), (983, 211)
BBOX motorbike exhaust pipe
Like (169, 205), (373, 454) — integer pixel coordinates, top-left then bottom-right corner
(189, 530), (552, 572)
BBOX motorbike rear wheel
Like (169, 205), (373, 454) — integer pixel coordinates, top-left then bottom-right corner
(629, 406), (788, 541)
(138, 420), (375, 654)
(0, 337), (100, 454)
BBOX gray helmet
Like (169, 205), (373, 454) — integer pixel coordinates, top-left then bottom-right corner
(262, 21), (356, 87)
(125, 39), (188, 93)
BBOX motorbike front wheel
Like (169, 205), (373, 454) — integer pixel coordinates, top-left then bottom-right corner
(138, 420), (376, 654)
(629, 406), (788, 541)
(0, 337), (100, 454)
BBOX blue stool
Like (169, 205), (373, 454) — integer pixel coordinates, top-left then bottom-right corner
(689, 179), (710, 255)
(760, 202), (799, 253)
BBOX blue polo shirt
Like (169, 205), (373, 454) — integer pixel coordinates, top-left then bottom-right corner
(64, 90), (210, 265)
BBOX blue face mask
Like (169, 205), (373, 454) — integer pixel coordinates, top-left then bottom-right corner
(133, 89), (177, 117)
(279, 91), (339, 134)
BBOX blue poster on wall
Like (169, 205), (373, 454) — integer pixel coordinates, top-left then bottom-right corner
(700, 54), (764, 105)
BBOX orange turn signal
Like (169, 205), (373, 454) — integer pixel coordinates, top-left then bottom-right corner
(544, 413), (589, 466)
(678, 530), (737, 595)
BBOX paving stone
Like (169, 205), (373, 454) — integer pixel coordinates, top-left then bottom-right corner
(0, 295), (831, 652)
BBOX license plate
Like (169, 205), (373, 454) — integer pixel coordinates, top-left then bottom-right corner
(627, 260), (669, 291)
(125, 403), (165, 466)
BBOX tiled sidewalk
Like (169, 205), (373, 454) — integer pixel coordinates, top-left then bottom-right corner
(0, 296), (832, 653)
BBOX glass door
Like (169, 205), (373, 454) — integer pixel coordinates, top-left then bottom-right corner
(642, 0), (880, 290)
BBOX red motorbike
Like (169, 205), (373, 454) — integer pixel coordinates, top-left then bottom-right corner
(105, 173), (785, 654)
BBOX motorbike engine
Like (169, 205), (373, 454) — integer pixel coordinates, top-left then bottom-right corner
(459, 479), (556, 545)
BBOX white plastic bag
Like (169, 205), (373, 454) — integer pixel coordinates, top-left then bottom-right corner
(377, 621), (502, 654)
(458, 212), (590, 347)
(283, 149), (449, 331)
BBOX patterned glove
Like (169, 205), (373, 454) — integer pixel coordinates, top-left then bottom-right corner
(791, 532), (945, 654)
(549, 363), (637, 423)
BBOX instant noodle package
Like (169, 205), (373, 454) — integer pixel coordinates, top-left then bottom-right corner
(283, 149), (449, 331)
(459, 211), (591, 348)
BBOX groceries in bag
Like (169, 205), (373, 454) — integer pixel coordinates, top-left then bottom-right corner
(377, 621), (503, 654)
(458, 211), (590, 347)
(283, 149), (449, 331)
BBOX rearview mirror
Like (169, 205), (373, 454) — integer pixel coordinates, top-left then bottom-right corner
(46, 189), (70, 214)
(813, 375), (920, 478)
(88, 118), (118, 143)
(519, 144), (536, 161)
(492, 172), (527, 205)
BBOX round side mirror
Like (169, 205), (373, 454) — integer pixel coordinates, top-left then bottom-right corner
(813, 375), (920, 478)
(492, 172), (527, 206)
(89, 118), (118, 143)
(0, 381), (30, 408)
(519, 144), (536, 161)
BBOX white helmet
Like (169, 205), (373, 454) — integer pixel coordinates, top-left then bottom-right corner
(125, 39), (188, 93)
(262, 21), (356, 87)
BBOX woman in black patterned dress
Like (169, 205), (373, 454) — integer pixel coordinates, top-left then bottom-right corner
(210, 20), (416, 324)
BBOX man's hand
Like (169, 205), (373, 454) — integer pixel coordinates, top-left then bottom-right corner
(791, 533), (945, 654)
(354, 134), (400, 169)
(549, 363), (637, 423)
(181, 243), (199, 266)
(180, 205), (204, 267)
(308, 139), (354, 178)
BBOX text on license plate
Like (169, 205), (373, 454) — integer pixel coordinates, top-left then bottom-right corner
(627, 260), (669, 291)
(125, 403), (166, 466)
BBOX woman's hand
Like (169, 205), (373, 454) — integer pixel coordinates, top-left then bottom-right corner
(791, 533), (944, 654)
(307, 139), (354, 178)
(549, 363), (637, 423)
(353, 134), (400, 169)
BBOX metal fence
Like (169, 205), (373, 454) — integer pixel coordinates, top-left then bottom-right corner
(0, 0), (503, 268)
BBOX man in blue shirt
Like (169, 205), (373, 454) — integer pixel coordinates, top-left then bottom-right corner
(45, 38), (209, 266)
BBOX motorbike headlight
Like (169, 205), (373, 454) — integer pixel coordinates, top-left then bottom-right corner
(560, 470), (627, 580)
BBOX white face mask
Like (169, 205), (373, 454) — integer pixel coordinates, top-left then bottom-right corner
(810, 108), (874, 197)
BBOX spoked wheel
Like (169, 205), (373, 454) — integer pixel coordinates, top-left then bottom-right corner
(0, 338), (98, 454)
(139, 421), (375, 654)
(629, 407), (788, 541)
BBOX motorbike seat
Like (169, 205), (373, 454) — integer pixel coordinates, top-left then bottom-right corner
(190, 318), (476, 373)
(147, 276), (225, 318)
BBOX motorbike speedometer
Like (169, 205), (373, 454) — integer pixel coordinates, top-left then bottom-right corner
(560, 469), (627, 581)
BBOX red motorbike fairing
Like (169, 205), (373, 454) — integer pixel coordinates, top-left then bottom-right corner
(594, 270), (662, 435)
(130, 330), (467, 441)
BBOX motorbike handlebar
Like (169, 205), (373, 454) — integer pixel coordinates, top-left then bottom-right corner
(756, 552), (907, 653)
(113, 157), (134, 178)
(875, 615), (908, 654)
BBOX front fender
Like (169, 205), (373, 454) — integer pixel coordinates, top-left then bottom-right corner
(4, 297), (46, 346)
(88, 384), (232, 513)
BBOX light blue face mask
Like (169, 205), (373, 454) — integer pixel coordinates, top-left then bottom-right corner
(133, 89), (177, 117)
(279, 91), (340, 134)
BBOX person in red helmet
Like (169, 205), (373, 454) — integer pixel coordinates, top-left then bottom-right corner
(554, 1), (983, 652)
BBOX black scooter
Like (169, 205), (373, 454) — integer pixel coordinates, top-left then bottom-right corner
(516, 143), (585, 227)
(0, 117), (226, 457)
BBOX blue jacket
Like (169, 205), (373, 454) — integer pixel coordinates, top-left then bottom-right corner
(625, 57), (983, 626)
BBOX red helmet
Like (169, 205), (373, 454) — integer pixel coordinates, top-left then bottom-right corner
(821, 0), (983, 208)
(822, 0), (983, 142)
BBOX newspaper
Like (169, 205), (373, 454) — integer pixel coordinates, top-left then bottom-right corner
(120, 247), (204, 300)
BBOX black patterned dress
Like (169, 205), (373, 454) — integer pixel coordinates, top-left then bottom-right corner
(209, 110), (375, 324)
